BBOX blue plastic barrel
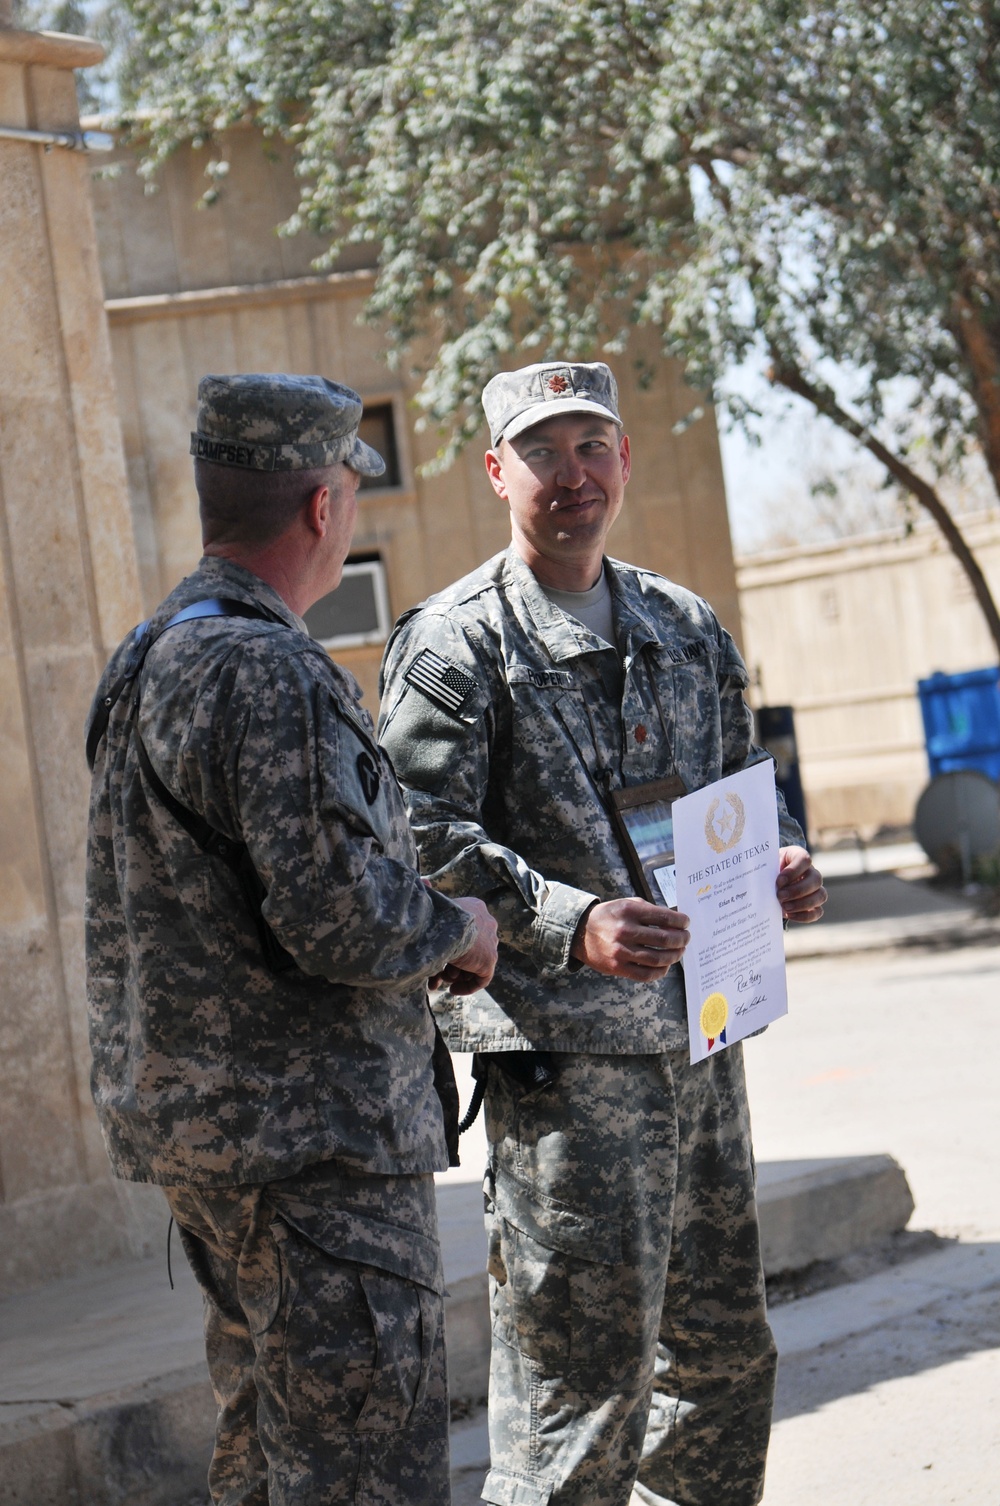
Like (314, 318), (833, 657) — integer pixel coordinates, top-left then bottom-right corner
(917, 667), (1000, 781)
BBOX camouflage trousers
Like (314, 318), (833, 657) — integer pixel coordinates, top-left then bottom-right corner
(163, 1162), (450, 1506)
(480, 1045), (776, 1506)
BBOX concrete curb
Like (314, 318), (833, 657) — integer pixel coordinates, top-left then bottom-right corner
(443, 1273), (492, 1407)
(0, 1365), (214, 1506)
(783, 871), (1000, 962)
(0, 1154), (915, 1504)
(756, 1155), (914, 1274)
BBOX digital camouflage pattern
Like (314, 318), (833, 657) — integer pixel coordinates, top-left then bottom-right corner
(481, 360), (623, 447)
(165, 1163), (450, 1506)
(190, 372), (386, 474)
(379, 543), (797, 1505)
(379, 545), (803, 1056)
(482, 1049), (776, 1506)
(85, 554), (475, 1186)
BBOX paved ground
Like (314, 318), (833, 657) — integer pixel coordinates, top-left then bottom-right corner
(750, 920), (1000, 1503)
(450, 859), (1000, 1504)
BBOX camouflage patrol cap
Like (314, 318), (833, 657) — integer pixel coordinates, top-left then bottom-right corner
(482, 361), (623, 447)
(190, 373), (386, 476)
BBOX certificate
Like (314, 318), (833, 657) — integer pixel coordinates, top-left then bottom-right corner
(672, 760), (787, 1064)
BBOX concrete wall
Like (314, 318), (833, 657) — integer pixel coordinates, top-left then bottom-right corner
(737, 511), (1000, 838)
(0, 24), (165, 1296)
(89, 124), (742, 710)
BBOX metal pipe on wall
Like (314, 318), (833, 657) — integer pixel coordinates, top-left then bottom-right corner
(0, 121), (114, 151)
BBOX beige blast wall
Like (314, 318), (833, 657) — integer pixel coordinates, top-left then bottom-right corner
(738, 513), (1000, 837)
(91, 125), (742, 711)
(0, 26), (169, 1294)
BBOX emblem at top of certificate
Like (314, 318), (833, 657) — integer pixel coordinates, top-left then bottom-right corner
(704, 791), (746, 854)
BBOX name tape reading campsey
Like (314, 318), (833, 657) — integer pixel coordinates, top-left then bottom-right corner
(190, 436), (277, 470)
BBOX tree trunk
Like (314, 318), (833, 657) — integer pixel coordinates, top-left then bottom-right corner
(949, 295), (1000, 503)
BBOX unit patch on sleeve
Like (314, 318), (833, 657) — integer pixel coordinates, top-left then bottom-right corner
(404, 648), (477, 714)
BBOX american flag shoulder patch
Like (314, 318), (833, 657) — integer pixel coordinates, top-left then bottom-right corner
(404, 648), (477, 714)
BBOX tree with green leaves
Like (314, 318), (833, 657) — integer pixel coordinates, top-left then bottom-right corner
(101, 0), (1000, 653)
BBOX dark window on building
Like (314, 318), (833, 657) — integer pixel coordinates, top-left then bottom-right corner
(358, 403), (401, 489)
(303, 553), (391, 648)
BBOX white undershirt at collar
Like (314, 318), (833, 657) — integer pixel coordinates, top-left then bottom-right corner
(541, 569), (616, 648)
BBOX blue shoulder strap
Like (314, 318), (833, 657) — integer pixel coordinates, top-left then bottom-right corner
(86, 598), (275, 770)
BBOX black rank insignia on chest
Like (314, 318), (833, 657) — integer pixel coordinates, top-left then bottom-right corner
(356, 750), (381, 804)
(404, 648), (477, 714)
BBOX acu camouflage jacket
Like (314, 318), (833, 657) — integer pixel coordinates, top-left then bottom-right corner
(379, 547), (802, 1055)
(85, 558), (475, 1186)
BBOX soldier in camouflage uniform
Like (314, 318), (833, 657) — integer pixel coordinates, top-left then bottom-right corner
(85, 373), (498, 1506)
(378, 362), (826, 1506)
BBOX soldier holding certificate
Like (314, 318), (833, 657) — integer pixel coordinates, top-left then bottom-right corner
(379, 360), (825, 1506)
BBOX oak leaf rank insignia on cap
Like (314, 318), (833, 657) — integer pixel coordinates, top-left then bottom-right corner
(404, 649), (477, 714)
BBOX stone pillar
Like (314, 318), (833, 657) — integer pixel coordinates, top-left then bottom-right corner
(0, 25), (151, 1293)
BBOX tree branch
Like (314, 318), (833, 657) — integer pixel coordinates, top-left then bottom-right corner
(768, 355), (1000, 661)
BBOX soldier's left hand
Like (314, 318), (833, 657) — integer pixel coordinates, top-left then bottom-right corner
(776, 846), (827, 924)
(429, 896), (498, 994)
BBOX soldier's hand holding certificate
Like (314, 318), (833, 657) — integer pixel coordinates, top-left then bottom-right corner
(672, 761), (788, 1064)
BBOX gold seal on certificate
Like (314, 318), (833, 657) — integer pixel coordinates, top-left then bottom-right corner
(699, 992), (729, 1045)
(672, 761), (789, 1063)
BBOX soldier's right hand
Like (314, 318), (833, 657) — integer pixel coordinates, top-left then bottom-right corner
(431, 897), (498, 995)
(570, 897), (689, 980)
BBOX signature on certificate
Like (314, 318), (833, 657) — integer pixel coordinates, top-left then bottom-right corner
(735, 971), (767, 1014)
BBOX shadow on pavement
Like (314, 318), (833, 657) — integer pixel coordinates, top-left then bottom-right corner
(821, 872), (968, 924)
(771, 1239), (1000, 1421)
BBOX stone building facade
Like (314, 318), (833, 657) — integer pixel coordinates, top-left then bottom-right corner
(0, 24), (154, 1294)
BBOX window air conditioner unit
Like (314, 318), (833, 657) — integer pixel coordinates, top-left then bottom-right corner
(304, 556), (391, 649)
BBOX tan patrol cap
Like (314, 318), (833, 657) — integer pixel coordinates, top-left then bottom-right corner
(482, 361), (622, 447)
